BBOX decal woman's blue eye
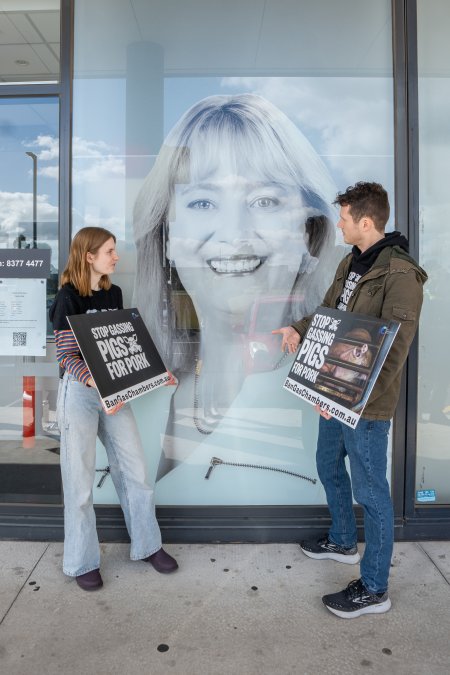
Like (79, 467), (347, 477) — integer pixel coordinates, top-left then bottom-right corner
(250, 197), (280, 208)
(187, 199), (215, 210)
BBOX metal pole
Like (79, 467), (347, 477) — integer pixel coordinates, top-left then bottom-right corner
(23, 152), (38, 446)
(25, 151), (37, 248)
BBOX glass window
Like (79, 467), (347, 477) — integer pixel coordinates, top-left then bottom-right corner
(0, 96), (61, 503)
(0, 2), (60, 85)
(416, 0), (450, 505)
(73, 0), (394, 507)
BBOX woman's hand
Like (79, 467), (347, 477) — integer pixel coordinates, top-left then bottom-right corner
(165, 370), (178, 386)
(88, 378), (124, 415)
(271, 326), (301, 353)
(87, 377), (123, 414)
(103, 401), (125, 415)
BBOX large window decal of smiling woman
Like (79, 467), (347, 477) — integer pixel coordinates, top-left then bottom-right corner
(133, 94), (342, 502)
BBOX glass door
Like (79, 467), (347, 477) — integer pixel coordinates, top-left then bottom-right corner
(0, 96), (61, 503)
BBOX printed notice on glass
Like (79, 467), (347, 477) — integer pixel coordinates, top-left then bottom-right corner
(0, 249), (50, 356)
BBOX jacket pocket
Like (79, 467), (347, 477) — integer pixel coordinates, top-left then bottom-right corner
(365, 282), (383, 297)
(393, 306), (417, 321)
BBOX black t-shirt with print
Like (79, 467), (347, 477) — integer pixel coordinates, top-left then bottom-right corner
(49, 283), (123, 331)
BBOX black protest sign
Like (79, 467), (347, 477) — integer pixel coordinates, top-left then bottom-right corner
(67, 308), (170, 408)
(283, 307), (399, 428)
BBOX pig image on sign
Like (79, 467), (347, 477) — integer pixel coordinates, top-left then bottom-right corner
(122, 334), (142, 355)
(320, 327), (373, 384)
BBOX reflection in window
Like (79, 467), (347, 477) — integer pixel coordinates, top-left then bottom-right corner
(416, 0), (450, 505)
(0, 98), (59, 327)
(73, 0), (394, 507)
(0, 97), (61, 503)
(0, 2), (60, 85)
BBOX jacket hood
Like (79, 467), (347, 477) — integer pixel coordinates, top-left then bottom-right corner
(379, 230), (409, 252)
(351, 230), (410, 276)
(389, 245), (428, 284)
(352, 230), (408, 261)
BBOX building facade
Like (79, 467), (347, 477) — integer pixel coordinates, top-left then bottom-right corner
(0, 0), (449, 541)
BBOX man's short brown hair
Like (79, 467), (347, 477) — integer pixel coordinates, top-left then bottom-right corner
(333, 182), (390, 232)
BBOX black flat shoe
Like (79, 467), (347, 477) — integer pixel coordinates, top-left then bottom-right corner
(143, 548), (178, 574)
(76, 568), (103, 591)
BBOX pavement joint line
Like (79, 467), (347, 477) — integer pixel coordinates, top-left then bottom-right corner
(415, 542), (450, 586)
(0, 543), (50, 628)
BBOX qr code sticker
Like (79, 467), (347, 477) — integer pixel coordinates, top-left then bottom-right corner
(13, 331), (27, 347)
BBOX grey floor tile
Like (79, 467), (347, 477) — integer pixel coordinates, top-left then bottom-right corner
(0, 541), (49, 620)
(420, 541), (450, 583)
(0, 542), (449, 675)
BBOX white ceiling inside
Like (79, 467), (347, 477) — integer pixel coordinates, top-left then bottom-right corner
(0, 5), (60, 82)
(74, 0), (393, 78)
(0, 0), (447, 84)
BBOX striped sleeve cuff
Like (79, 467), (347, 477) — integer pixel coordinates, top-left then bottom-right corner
(54, 330), (92, 384)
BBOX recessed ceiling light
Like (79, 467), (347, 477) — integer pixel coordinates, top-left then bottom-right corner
(15, 59), (30, 66)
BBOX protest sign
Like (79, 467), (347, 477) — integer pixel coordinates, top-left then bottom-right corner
(67, 308), (170, 408)
(283, 308), (400, 428)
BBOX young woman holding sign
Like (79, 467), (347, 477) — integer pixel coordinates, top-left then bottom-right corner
(49, 226), (177, 591)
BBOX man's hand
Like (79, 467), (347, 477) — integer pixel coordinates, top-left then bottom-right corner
(272, 326), (301, 353)
(314, 403), (332, 420)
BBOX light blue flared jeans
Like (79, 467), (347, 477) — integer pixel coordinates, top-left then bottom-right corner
(57, 372), (162, 577)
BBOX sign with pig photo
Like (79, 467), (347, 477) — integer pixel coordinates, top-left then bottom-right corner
(67, 308), (170, 409)
(283, 308), (400, 428)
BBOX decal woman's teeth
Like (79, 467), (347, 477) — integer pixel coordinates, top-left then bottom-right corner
(207, 255), (266, 275)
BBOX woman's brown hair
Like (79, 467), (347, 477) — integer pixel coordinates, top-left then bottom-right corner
(60, 227), (116, 297)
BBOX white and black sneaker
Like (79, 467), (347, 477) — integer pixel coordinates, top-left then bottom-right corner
(322, 578), (391, 619)
(300, 536), (360, 564)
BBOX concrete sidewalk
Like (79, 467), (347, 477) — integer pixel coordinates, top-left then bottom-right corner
(0, 541), (449, 675)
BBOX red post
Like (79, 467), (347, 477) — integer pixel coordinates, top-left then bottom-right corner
(23, 375), (35, 448)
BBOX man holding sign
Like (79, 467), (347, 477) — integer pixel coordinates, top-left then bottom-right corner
(274, 182), (427, 618)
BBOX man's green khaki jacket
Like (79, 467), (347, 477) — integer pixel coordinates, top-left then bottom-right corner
(292, 245), (428, 420)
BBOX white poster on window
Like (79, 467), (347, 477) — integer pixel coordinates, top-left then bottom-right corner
(0, 249), (50, 356)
